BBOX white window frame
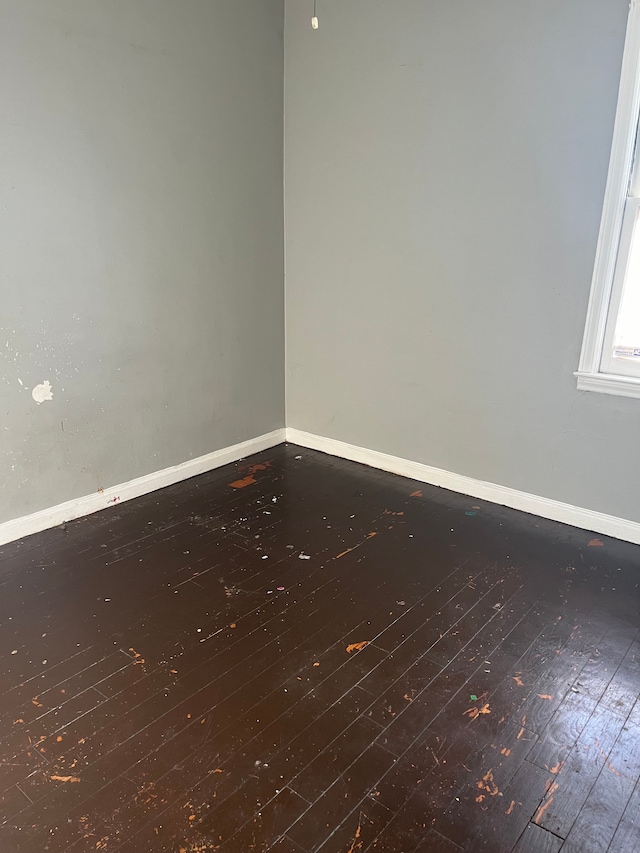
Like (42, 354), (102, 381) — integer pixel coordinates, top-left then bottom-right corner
(577, 0), (640, 399)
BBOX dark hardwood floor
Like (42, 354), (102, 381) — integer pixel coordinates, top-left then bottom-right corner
(0, 444), (639, 853)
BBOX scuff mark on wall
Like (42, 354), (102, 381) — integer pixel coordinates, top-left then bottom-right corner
(32, 380), (53, 404)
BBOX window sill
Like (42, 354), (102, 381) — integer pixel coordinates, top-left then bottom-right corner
(575, 370), (640, 399)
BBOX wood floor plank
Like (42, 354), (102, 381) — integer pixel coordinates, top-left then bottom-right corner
(526, 623), (638, 776)
(314, 799), (394, 853)
(433, 719), (539, 848)
(559, 699), (640, 853)
(286, 743), (397, 851)
(512, 823), (562, 852)
(465, 760), (553, 852)
(532, 703), (629, 838)
(415, 830), (463, 852)
(607, 776), (640, 853)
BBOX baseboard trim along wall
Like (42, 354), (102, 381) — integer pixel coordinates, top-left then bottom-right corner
(0, 429), (286, 547)
(285, 428), (640, 547)
(4, 425), (639, 549)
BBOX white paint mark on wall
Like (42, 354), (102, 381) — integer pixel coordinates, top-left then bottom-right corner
(32, 380), (53, 404)
(17, 378), (23, 386)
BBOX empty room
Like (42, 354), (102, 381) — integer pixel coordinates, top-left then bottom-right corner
(1, 1), (640, 851)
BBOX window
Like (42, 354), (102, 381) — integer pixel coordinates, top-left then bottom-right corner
(577, 0), (640, 398)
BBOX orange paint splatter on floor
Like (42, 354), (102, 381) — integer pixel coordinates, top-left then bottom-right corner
(236, 459), (272, 474)
(535, 782), (558, 823)
(549, 761), (564, 775)
(597, 747), (621, 775)
(129, 648), (145, 666)
(229, 475), (257, 489)
(230, 461), (271, 488)
(464, 703), (491, 721)
(476, 769), (500, 797)
(538, 694), (554, 701)
(247, 462), (271, 474)
(336, 547), (354, 559)
(346, 641), (369, 654)
(338, 532), (378, 559)
(51, 775), (81, 783)
(517, 714), (527, 739)
(588, 538), (604, 547)
(347, 820), (363, 853)
(512, 676), (524, 687)
(410, 490), (423, 498)
(500, 748), (511, 757)
(506, 800), (516, 815)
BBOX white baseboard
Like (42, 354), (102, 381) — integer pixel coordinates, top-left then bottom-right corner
(6, 424), (639, 549)
(285, 428), (640, 547)
(0, 429), (286, 547)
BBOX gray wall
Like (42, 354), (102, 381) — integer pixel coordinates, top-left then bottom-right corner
(285, 0), (640, 522)
(0, 0), (285, 524)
